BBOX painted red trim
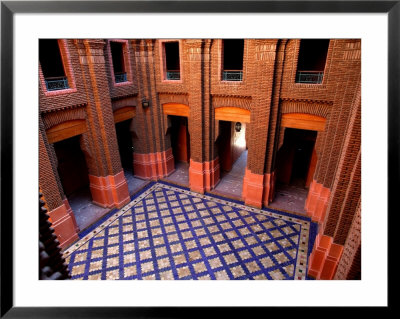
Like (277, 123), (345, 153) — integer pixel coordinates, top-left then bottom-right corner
(305, 180), (331, 223)
(89, 171), (130, 209)
(308, 234), (344, 280)
(133, 148), (175, 180)
(48, 202), (79, 249)
(242, 168), (264, 208)
(189, 158), (220, 193)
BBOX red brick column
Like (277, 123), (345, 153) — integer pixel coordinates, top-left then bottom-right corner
(308, 233), (344, 280)
(242, 168), (264, 208)
(89, 170), (130, 208)
(189, 158), (220, 193)
(305, 180), (331, 223)
(334, 200), (361, 279)
(133, 148), (174, 180)
(76, 39), (131, 208)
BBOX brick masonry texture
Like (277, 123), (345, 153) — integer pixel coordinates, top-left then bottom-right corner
(39, 39), (361, 278)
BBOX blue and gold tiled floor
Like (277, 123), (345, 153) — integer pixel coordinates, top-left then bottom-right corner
(64, 181), (317, 280)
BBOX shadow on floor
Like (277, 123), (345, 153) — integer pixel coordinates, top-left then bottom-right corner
(268, 183), (309, 215)
(68, 170), (148, 232)
(163, 162), (189, 187)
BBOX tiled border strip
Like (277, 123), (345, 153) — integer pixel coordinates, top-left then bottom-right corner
(64, 182), (314, 280)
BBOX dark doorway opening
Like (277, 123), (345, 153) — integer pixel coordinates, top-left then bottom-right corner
(276, 128), (317, 187)
(214, 120), (247, 199)
(54, 135), (90, 197)
(115, 119), (133, 173)
(115, 119), (147, 196)
(164, 115), (190, 186)
(53, 135), (111, 232)
(169, 115), (190, 164)
(271, 128), (317, 214)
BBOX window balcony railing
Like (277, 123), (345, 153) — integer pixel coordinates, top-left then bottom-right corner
(295, 71), (324, 84)
(115, 72), (127, 83)
(45, 76), (69, 91)
(166, 70), (180, 80)
(222, 70), (243, 81)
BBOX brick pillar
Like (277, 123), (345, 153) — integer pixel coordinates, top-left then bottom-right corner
(130, 40), (175, 180)
(76, 39), (130, 208)
(307, 233), (344, 280)
(334, 200), (361, 279)
(242, 40), (277, 207)
(264, 40), (288, 205)
(186, 40), (220, 193)
(308, 84), (361, 280)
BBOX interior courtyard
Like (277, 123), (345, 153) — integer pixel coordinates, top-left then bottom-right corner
(39, 38), (361, 281)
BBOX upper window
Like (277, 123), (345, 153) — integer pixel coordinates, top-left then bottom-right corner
(296, 39), (330, 84)
(164, 42), (180, 80)
(110, 41), (127, 83)
(222, 39), (244, 81)
(39, 39), (69, 91)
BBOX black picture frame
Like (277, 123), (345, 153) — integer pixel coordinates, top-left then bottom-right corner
(1, 0), (396, 317)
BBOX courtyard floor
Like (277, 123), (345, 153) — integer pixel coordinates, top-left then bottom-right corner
(213, 150), (247, 199)
(64, 181), (317, 280)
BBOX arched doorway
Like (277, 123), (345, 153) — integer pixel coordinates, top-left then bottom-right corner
(113, 106), (147, 196)
(51, 133), (110, 232)
(270, 128), (317, 214)
(162, 103), (191, 186)
(213, 107), (250, 199)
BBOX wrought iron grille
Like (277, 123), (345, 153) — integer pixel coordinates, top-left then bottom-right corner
(45, 77), (69, 91)
(222, 70), (243, 81)
(115, 72), (127, 83)
(166, 71), (180, 80)
(295, 71), (324, 84)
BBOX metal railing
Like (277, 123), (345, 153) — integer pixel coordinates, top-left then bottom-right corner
(115, 72), (127, 83)
(295, 71), (324, 84)
(222, 70), (243, 81)
(45, 76), (69, 91)
(166, 70), (180, 80)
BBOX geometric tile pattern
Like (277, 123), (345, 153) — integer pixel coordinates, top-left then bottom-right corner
(64, 182), (313, 280)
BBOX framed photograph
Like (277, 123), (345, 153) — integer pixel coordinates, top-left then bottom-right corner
(1, 0), (396, 316)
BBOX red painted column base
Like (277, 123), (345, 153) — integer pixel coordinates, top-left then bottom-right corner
(242, 168), (264, 208)
(89, 171), (130, 209)
(133, 148), (175, 180)
(48, 201), (80, 249)
(189, 158), (220, 194)
(305, 180), (331, 223)
(262, 171), (276, 206)
(308, 234), (344, 280)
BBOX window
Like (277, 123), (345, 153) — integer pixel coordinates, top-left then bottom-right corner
(110, 41), (127, 83)
(164, 42), (180, 80)
(296, 39), (330, 84)
(39, 39), (69, 91)
(222, 39), (244, 81)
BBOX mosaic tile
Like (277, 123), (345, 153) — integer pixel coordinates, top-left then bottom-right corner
(65, 182), (316, 280)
